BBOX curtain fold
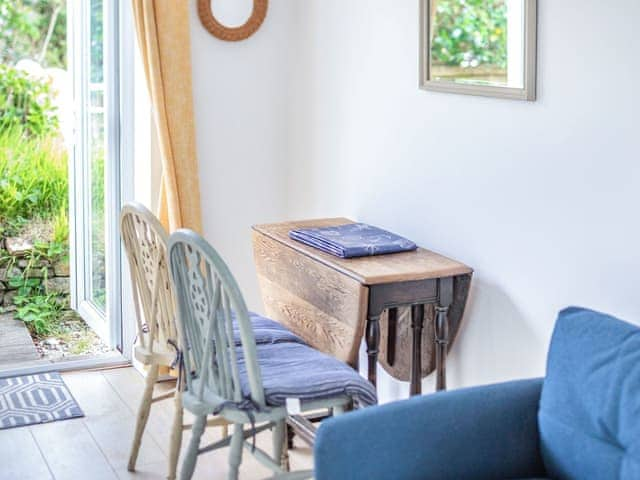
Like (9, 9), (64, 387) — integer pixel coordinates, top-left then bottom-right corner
(131, 0), (202, 233)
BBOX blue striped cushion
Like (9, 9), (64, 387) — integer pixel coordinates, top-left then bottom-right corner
(237, 341), (377, 408)
(227, 311), (377, 407)
(233, 311), (304, 346)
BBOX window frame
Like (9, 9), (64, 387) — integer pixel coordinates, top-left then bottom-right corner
(419, 0), (538, 101)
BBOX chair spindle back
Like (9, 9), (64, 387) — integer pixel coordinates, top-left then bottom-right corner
(120, 203), (177, 352)
(168, 230), (266, 408)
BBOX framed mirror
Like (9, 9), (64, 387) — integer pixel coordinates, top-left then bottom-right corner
(420, 0), (537, 100)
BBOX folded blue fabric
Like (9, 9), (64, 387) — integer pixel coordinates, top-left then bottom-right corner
(289, 223), (417, 258)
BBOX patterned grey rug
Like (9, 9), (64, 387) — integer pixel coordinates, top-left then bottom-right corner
(0, 372), (84, 429)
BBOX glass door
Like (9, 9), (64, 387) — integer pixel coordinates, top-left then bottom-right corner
(70, 0), (131, 350)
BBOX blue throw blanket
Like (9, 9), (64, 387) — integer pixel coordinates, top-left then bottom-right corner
(289, 223), (417, 258)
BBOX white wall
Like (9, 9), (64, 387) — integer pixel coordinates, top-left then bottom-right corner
(192, 0), (640, 401)
(190, 0), (293, 309)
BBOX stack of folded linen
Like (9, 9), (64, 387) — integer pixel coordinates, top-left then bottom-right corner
(289, 222), (417, 259)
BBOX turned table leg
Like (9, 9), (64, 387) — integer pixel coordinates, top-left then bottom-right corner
(366, 314), (381, 386)
(387, 307), (398, 366)
(435, 277), (454, 391)
(435, 305), (449, 391)
(410, 304), (425, 396)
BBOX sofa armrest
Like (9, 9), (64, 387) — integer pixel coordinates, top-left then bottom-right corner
(314, 378), (546, 480)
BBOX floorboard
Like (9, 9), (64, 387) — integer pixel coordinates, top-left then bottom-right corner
(0, 427), (52, 479)
(0, 367), (313, 480)
(30, 419), (118, 480)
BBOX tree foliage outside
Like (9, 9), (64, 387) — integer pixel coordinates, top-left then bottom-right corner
(431, 0), (507, 69)
(0, 0), (66, 68)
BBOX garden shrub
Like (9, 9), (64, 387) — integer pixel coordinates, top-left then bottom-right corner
(14, 293), (63, 337)
(0, 64), (59, 137)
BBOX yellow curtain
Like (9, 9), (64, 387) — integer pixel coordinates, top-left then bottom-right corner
(131, 0), (202, 233)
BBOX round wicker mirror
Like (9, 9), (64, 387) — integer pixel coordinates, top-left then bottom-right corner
(197, 0), (268, 42)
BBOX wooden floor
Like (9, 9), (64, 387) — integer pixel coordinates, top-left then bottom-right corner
(0, 367), (313, 480)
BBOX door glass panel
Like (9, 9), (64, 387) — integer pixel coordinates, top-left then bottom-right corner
(89, 0), (106, 311)
(70, 0), (127, 348)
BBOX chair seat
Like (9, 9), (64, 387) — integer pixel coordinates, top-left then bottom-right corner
(236, 341), (378, 408)
(133, 342), (176, 366)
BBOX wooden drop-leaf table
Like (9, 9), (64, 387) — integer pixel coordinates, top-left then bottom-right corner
(252, 218), (473, 396)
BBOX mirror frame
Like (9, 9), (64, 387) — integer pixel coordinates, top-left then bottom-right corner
(419, 0), (538, 101)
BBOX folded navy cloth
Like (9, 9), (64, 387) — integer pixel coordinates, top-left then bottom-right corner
(289, 223), (417, 258)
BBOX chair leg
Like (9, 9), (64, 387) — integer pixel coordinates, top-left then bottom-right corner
(167, 389), (184, 480)
(128, 363), (160, 472)
(273, 419), (289, 471)
(180, 414), (207, 480)
(228, 423), (244, 480)
(287, 425), (295, 450)
(222, 422), (229, 439)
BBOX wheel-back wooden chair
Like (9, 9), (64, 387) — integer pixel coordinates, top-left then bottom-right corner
(168, 229), (361, 480)
(120, 203), (228, 480)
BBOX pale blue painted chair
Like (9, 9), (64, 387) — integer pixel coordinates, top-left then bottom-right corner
(168, 229), (376, 480)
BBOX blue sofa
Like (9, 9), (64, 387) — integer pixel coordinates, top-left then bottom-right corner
(314, 307), (640, 480)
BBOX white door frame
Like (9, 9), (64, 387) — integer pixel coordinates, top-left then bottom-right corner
(69, 0), (134, 358)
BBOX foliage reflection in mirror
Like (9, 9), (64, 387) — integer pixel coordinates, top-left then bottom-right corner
(420, 0), (537, 100)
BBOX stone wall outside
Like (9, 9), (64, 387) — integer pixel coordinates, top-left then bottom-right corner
(0, 235), (70, 311)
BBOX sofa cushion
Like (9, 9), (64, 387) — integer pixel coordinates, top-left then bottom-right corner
(539, 307), (640, 480)
(315, 379), (546, 480)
